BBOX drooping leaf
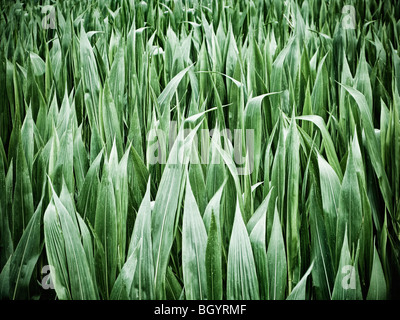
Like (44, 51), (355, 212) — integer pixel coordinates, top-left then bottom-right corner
(287, 262), (314, 300)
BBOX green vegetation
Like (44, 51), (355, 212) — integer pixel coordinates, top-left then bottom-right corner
(0, 0), (399, 300)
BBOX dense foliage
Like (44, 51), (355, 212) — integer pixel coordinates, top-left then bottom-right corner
(0, 0), (399, 300)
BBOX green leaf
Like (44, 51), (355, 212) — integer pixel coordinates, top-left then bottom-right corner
(266, 201), (287, 300)
(249, 211), (269, 300)
(20, 107), (34, 178)
(165, 267), (183, 300)
(247, 188), (273, 235)
(311, 53), (329, 118)
(0, 155), (13, 269)
(77, 150), (103, 226)
(203, 179), (226, 234)
(318, 154), (340, 256)
(12, 134), (34, 244)
(336, 134), (363, 258)
(152, 121), (202, 299)
(244, 92), (281, 182)
(109, 144), (129, 267)
(205, 127), (226, 201)
(76, 213), (97, 289)
(43, 203), (71, 300)
(285, 116), (301, 291)
(109, 44), (125, 124)
(101, 82), (123, 157)
(296, 115), (343, 180)
(128, 145), (149, 210)
(46, 179), (98, 299)
(158, 64), (193, 114)
(309, 186), (334, 300)
(29, 52), (46, 76)
(227, 200), (260, 300)
(79, 25), (100, 129)
(287, 262), (314, 300)
(340, 84), (393, 214)
(129, 179), (155, 300)
(56, 122), (74, 193)
(73, 125), (89, 193)
(366, 244), (388, 300)
(110, 242), (140, 300)
(0, 258), (11, 300)
(269, 122), (286, 236)
(213, 134), (245, 220)
(205, 211), (223, 300)
(189, 152), (207, 215)
(182, 176), (208, 300)
(354, 45), (372, 111)
(94, 158), (118, 299)
(9, 199), (42, 299)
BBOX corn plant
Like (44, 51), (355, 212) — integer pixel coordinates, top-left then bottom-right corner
(0, 0), (399, 300)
